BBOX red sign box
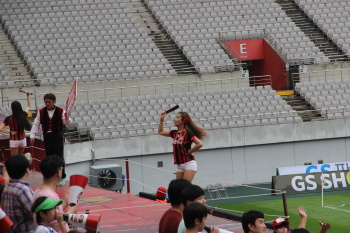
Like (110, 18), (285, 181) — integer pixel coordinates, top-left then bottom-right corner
(223, 38), (265, 61)
(65, 80), (77, 117)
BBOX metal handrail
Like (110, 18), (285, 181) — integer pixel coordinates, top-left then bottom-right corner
(30, 75), (270, 105)
(292, 68), (350, 88)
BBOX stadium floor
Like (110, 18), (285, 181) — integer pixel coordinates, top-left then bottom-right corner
(28, 172), (245, 233)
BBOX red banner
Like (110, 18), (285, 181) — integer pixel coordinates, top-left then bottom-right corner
(65, 80), (77, 117)
(223, 39), (264, 61)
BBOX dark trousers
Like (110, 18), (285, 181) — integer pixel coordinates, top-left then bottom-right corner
(43, 131), (66, 179)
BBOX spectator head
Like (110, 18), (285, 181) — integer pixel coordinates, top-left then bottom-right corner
(31, 196), (63, 224)
(167, 179), (192, 206)
(5, 154), (30, 179)
(291, 229), (310, 233)
(183, 202), (208, 231)
(272, 217), (289, 233)
(156, 187), (167, 200)
(242, 210), (266, 233)
(181, 184), (206, 206)
(39, 155), (64, 180)
(43, 93), (56, 102)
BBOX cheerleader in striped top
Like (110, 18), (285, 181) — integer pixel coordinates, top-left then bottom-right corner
(158, 111), (208, 182)
(0, 94), (31, 155)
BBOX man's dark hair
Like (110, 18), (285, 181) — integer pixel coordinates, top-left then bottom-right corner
(183, 202), (207, 229)
(242, 210), (264, 233)
(31, 196), (49, 224)
(291, 229), (310, 233)
(39, 155), (64, 179)
(181, 184), (205, 206)
(43, 93), (56, 102)
(5, 154), (29, 179)
(168, 179), (192, 206)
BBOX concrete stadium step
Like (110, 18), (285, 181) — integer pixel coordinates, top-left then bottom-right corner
(276, 0), (350, 63)
(282, 94), (326, 122)
(125, 0), (198, 75)
(0, 25), (34, 87)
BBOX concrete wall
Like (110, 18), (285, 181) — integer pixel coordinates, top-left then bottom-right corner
(0, 71), (246, 109)
(65, 118), (350, 194)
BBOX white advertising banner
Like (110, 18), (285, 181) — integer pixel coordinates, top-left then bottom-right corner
(277, 161), (350, 176)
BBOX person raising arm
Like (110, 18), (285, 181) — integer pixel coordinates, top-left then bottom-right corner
(158, 111), (207, 182)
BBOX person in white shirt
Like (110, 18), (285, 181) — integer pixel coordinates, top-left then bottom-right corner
(30, 93), (71, 185)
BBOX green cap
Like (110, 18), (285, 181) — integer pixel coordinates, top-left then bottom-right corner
(34, 197), (63, 213)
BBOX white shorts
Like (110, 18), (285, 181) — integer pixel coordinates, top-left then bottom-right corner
(9, 138), (26, 148)
(176, 160), (197, 172)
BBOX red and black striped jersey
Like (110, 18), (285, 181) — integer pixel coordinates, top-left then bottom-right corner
(170, 129), (197, 165)
(3, 112), (28, 140)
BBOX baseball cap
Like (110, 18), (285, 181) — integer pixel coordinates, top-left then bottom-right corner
(156, 187), (167, 198)
(34, 197), (63, 213)
(272, 217), (289, 228)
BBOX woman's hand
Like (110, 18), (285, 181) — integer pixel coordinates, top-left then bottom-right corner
(160, 111), (166, 121)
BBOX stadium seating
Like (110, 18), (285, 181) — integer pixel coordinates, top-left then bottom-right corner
(145, 0), (329, 67)
(294, 0), (350, 56)
(0, 61), (15, 88)
(296, 80), (350, 119)
(0, 0), (177, 85)
(69, 85), (303, 140)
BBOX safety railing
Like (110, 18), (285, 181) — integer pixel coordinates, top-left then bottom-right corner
(292, 68), (350, 88)
(33, 75), (269, 106)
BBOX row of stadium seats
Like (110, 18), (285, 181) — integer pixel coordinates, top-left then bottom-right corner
(0, 62), (15, 88)
(295, 79), (350, 92)
(0, 0), (178, 84)
(296, 79), (350, 120)
(295, 0), (350, 56)
(68, 86), (303, 139)
(91, 115), (304, 140)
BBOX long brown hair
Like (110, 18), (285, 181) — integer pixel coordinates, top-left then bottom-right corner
(178, 112), (208, 140)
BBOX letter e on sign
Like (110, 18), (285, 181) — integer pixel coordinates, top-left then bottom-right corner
(240, 43), (247, 54)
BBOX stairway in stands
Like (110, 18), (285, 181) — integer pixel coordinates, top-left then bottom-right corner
(282, 94), (326, 122)
(0, 26), (33, 87)
(276, 0), (349, 63)
(125, 0), (198, 75)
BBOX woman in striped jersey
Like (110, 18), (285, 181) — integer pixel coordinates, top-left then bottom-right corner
(0, 94), (31, 155)
(158, 111), (207, 182)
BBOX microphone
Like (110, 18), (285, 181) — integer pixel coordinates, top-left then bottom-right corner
(19, 90), (33, 95)
(165, 105), (179, 114)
